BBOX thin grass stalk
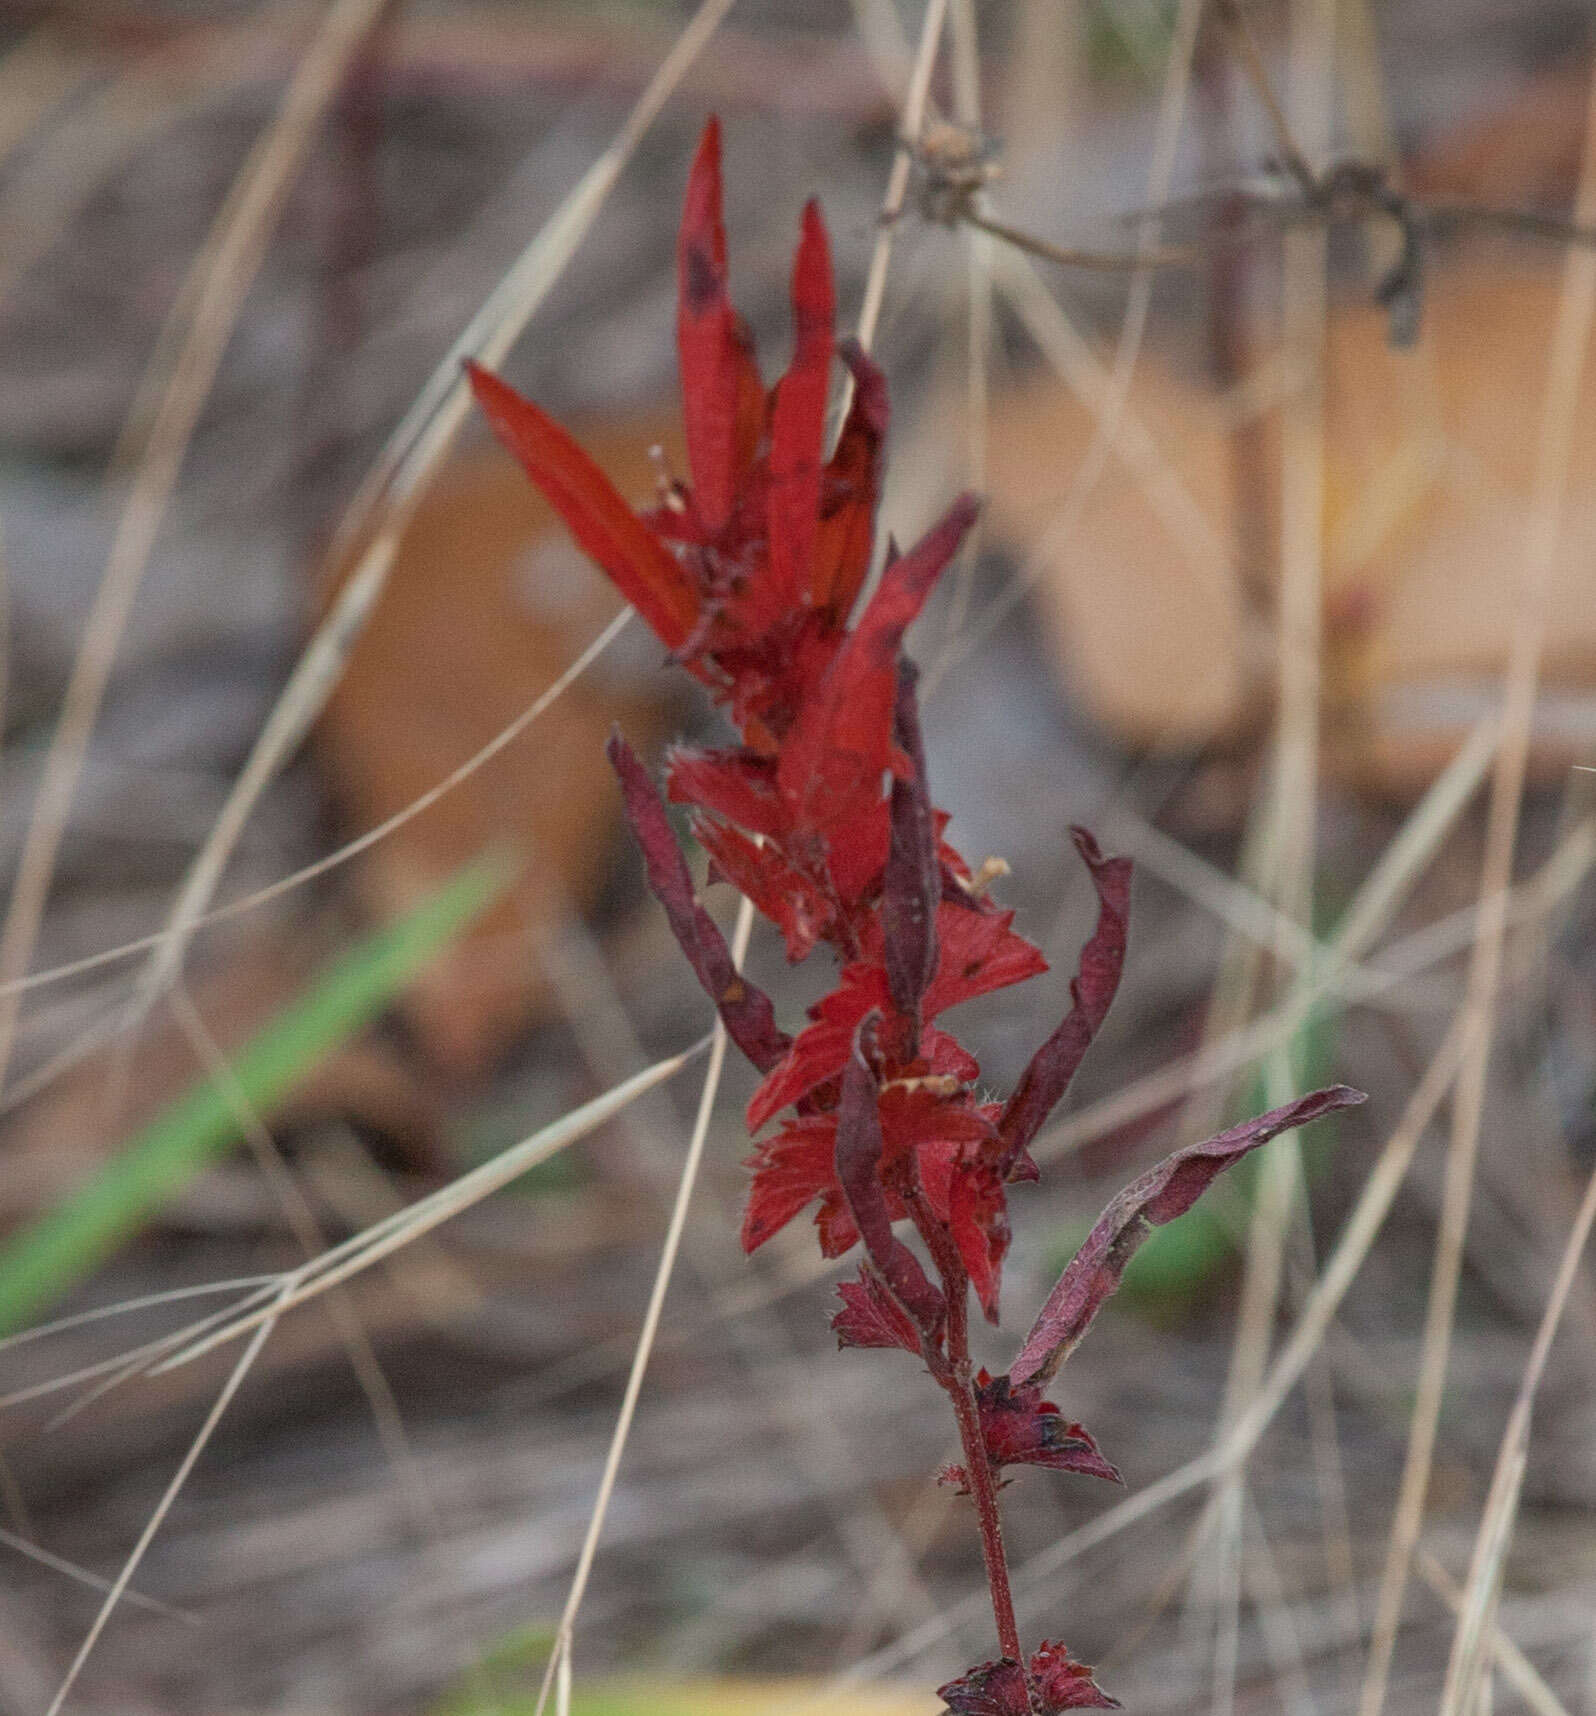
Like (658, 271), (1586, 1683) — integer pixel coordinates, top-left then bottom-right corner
(1418, 1551), (1575, 1716)
(1438, 1153), (1596, 1714)
(0, 608), (632, 1010)
(1356, 58), (1596, 1716)
(0, 0), (395, 1102)
(529, 900), (753, 1716)
(43, 1293), (285, 1716)
(120, 0), (737, 1033)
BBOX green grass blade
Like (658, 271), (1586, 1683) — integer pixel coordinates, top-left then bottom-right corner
(0, 854), (511, 1334)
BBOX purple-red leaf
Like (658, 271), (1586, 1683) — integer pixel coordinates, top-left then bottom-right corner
(975, 1373), (1121, 1484)
(883, 660), (939, 1024)
(997, 829), (1131, 1176)
(467, 362), (700, 650)
(676, 117), (763, 534)
(938, 1658), (1030, 1716)
(608, 732), (790, 1073)
(833, 1265), (922, 1353)
(778, 495), (978, 835)
(834, 1020), (946, 1335)
(1011, 1085), (1366, 1385)
(767, 198), (834, 603)
(1028, 1643), (1120, 1712)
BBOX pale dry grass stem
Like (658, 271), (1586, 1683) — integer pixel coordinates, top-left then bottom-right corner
(1436, 1153), (1596, 1715)
(1357, 55), (1596, 1716)
(0, 0), (398, 1113)
(117, 0), (736, 1053)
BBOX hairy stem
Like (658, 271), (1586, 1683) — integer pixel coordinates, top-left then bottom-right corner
(908, 1189), (1022, 1664)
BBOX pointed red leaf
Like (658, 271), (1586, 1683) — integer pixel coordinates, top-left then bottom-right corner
(833, 1265), (922, 1353)
(938, 1658), (1030, 1716)
(676, 118), (763, 533)
(975, 1374), (1121, 1484)
(608, 733), (789, 1073)
(811, 340), (888, 621)
(742, 1113), (838, 1254)
(1028, 1643), (1120, 1712)
(778, 495), (979, 835)
(693, 812), (834, 962)
(1011, 1085), (1367, 1384)
(924, 901), (1049, 1019)
(767, 199), (835, 602)
(834, 1020), (945, 1335)
(997, 829), (1131, 1172)
(883, 661), (939, 1023)
(468, 363), (699, 649)
(666, 745), (785, 840)
(949, 1156), (1010, 1323)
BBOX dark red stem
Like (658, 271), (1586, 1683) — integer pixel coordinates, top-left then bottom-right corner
(907, 1187), (1023, 1664)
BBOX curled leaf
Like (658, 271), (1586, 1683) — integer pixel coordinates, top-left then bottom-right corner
(1011, 1085), (1366, 1385)
(997, 828), (1130, 1176)
(834, 1019), (945, 1335)
(974, 1372), (1121, 1484)
(882, 660), (939, 1024)
(938, 1658), (1030, 1716)
(811, 340), (888, 621)
(607, 732), (789, 1073)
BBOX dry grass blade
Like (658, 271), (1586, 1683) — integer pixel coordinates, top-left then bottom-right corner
(44, 1294), (284, 1716)
(0, 606), (633, 1014)
(532, 901), (754, 1716)
(1437, 1155), (1596, 1715)
(1357, 57), (1596, 1716)
(0, 0), (395, 1101)
(168, 984), (433, 1532)
(1418, 1552), (1574, 1716)
(0, 1524), (192, 1624)
(143, 1036), (712, 1378)
(855, 0), (949, 354)
(120, 0), (737, 1038)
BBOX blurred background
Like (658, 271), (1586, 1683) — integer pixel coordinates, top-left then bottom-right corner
(2, 1), (1596, 1712)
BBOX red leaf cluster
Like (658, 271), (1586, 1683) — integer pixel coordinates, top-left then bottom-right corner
(468, 116), (1365, 1714)
(938, 1644), (1118, 1714)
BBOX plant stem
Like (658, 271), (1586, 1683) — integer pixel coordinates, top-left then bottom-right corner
(908, 1189), (1023, 1664)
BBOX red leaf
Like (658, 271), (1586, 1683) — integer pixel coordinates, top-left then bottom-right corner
(883, 661), (939, 1023)
(1028, 1643), (1120, 1712)
(767, 199), (835, 603)
(924, 901), (1049, 1019)
(1011, 1085), (1367, 1385)
(949, 1156), (1010, 1323)
(675, 117), (763, 534)
(938, 1658), (1030, 1716)
(975, 1374), (1121, 1484)
(833, 1265), (921, 1353)
(997, 829), (1130, 1173)
(778, 495), (979, 835)
(742, 1114), (838, 1253)
(665, 745), (786, 840)
(745, 963), (890, 1131)
(607, 733), (789, 1073)
(466, 363), (699, 650)
(692, 812), (834, 963)
(834, 1020), (945, 1334)
(811, 340), (888, 621)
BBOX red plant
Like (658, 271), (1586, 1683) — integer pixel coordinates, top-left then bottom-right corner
(468, 118), (1363, 1712)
